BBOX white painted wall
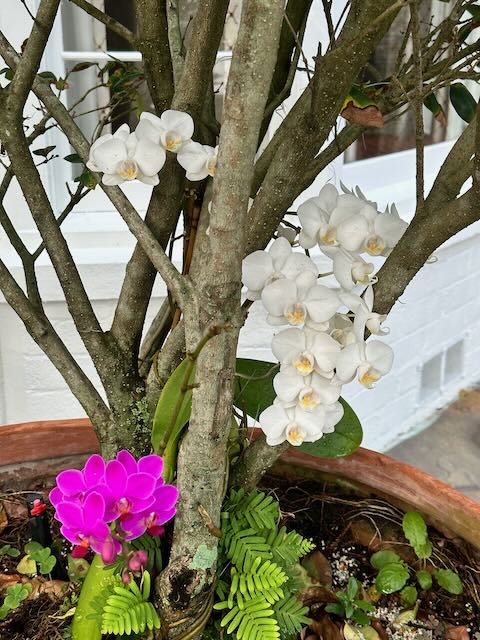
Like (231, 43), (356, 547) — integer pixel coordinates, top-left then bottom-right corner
(1, 0), (479, 453)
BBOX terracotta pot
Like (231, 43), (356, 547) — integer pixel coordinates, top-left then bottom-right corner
(1, 419), (479, 549)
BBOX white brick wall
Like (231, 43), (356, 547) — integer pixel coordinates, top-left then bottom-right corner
(2, 221), (480, 451)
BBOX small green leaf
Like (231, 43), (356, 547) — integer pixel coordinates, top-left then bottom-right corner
(423, 93), (446, 125)
(450, 83), (477, 123)
(416, 569), (433, 591)
(370, 550), (401, 570)
(375, 563), (409, 594)
(346, 577), (359, 600)
(400, 585), (418, 607)
(352, 609), (370, 626)
(434, 569), (463, 595)
(68, 556), (90, 581)
(325, 602), (345, 617)
(71, 61), (96, 72)
(39, 555), (57, 574)
(38, 71), (57, 83)
(16, 555), (37, 576)
(0, 544), (20, 558)
(76, 170), (97, 189)
(64, 153), (83, 163)
(413, 540), (432, 560)
(55, 77), (68, 90)
(32, 145), (56, 158)
(402, 512), (428, 549)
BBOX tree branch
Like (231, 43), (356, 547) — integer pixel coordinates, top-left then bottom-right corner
(159, 0), (285, 634)
(134, 0), (174, 112)
(0, 259), (112, 440)
(7, 0), (60, 110)
(69, 0), (137, 47)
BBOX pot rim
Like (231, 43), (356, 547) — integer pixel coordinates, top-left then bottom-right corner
(0, 418), (478, 548)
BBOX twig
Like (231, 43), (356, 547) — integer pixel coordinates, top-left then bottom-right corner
(68, 0), (137, 47)
(410, 0), (425, 216)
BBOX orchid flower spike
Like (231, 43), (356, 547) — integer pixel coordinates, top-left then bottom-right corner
(87, 124), (166, 185)
(135, 110), (194, 152)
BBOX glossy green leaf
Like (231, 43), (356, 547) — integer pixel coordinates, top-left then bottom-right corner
(413, 540), (432, 560)
(450, 83), (477, 123)
(38, 70), (57, 83)
(434, 569), (463, 595)
(298, 398), (362, 458)
(370, 550), (401, 570)
(151, 358), (196, 468)
(234, 358), (362, 458)
(234, 358), (278, 418)
(423, 93), (446, 124)
(416, 569), (432, 591)
(375, 563), (409, 594)
(64, 153), (83, 163)
(71, 61), (96, 72)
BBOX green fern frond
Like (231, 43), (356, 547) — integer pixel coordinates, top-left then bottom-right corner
(274, 596), (311, 639)
(227, 558), (288, 607)
(128, 533), (163, 573)
(215, 596), (280, 640)
(223, 515), (272, 571)
(223, 489), (279, 532)
(100, 571), (161, 636)
(266, 527), (315, 568)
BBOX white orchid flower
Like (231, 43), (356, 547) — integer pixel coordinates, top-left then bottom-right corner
(364, 204), (408, 256)
(242, 237), (318, 301)
(259, 402), (327, 446)
(87, 124), (166, 186)
(271, 327), (340, 377)
(177, 141), (218, 180)
(352, 285), (388, 339)
(262, 274), (342, 328)
(273, 368), (342, 410)
(135, 110), (194, 152)
(336, 339), (394, 387)
(329, 313), (357, 347)
(298, 187), (372, 252)
(325, 247), (375, 290)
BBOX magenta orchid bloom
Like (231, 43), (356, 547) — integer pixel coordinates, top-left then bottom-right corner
(49, 450), (179, 564)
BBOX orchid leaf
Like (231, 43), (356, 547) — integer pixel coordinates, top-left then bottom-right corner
(450, 83), (477, 123)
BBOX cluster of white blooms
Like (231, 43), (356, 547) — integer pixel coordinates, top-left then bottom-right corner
(87, 110), (218, 185)
(242, 184), (408, 447)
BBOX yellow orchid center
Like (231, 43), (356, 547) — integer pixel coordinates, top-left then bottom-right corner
(293, 352), (314, 375)
(207, 157), (217, 176)
(164, 133), (183, 152)
(284, 303), (307, 325)
(298, 389), (320, 411)
(319, 225), (336, 246)
(117, 159), (138, 181)
(286, 423), (306, 446)
(358, 367), (381, 388)
(365, 235), (385, 256)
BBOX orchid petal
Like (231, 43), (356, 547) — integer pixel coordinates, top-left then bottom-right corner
(105, 460), (127, 496)
(242, 251), (273, 293)
(56, 469), (85, 496)
(56, 501), (84, 529)
(297, 198), (324, 238)
(336, 342), (363, 382)
(83, 454), (105, 488)
(133, 138), (166, 176)
(90, 137), (127, 174)
(271, 328), (305, 363)
(336, 214), (369, 252)
(304, 285), (340, 323)
(117, 450), (137, 474)
(273, 369), (305, 404)
(160, 109), (194, 140)
(365, 340), (394, 375)
(138, 454), (164, 478)
(126, 472), (156, 498)
(261, 279), (297, 317)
